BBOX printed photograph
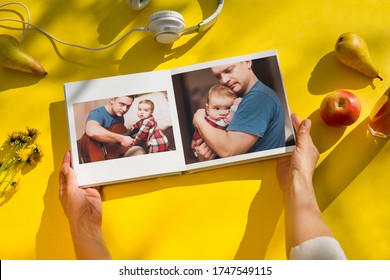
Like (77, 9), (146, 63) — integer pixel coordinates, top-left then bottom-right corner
(172, 53), (295, 165)
(72, 91), (175, 164)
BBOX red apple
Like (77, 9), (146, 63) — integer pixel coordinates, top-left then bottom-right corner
(320, 90), (361, 127)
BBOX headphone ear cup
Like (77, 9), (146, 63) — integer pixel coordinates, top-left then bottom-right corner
(148, 10), (185, 44)
(126, 0), (152, 10)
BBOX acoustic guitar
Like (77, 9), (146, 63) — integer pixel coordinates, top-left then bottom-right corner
(78, 123), (137, 163)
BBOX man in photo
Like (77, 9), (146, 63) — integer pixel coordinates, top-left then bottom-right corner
(192, 60), (286, 161)
(79, 96), (145, 163)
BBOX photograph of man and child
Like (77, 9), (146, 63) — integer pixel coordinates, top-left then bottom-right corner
(73, 52), (295, 168)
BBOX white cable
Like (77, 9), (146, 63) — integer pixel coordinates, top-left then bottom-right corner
(0, 1), (149, 50)
(0, 18), (148, 50)
(0, 1), (30, 41)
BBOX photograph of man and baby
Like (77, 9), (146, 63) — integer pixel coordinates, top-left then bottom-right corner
(173, 54), (295, 164)
(73, 53), (294, 166)
(73, 91), (175, 164)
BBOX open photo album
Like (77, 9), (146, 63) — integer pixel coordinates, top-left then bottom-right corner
(64, 50), (296, 187)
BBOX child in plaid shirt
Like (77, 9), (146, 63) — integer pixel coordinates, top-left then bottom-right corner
(192, 84), (241, 157)
(130, 99), (169, 153)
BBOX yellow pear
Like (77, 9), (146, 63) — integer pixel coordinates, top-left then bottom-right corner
(0, 34), (47, 76)
(335, 32), (382, 80)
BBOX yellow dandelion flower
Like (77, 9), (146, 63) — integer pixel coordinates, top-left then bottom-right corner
(16, 148), (32, 163)
(1, 127), (43, 201)
(27, 143), (44, 166)
(26, 127), (40, 143)
(6, 131), (28, 147)
(6, 132), (19, 146)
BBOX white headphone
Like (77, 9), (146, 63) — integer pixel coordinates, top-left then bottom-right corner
(127, 0), (225, 44)
(127, 0), (153, 11)
(0, 1), (224, 50)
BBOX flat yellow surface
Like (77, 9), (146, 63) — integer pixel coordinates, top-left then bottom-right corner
(0, 0), (389, 260)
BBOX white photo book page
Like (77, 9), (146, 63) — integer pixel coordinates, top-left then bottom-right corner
(64, 49), (296, 187)
(64, 70), (186, 187)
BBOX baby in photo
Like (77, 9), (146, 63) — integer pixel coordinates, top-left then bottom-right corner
(129, 99), (169, 153)
(191, 84), (241, 156)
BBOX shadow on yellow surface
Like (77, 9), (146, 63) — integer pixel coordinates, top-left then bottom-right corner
(0, 67), (45, 92)
(234, 172), (283, 260)
(313, 117), (388, 211)
(308, 51), (376, 95)
(35, 101), (75, 259)
(102, 161), (283, 260)
(119, 31), (208, 74)
(308, 109), (346, 153)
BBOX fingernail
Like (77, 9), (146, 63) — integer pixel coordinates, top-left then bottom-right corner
(302, 119), (311, 128)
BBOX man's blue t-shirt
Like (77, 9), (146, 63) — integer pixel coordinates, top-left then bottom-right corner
(86, 106), (124, 129)
(227, 81), (285, 152)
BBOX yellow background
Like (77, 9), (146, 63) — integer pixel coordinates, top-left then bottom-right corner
(0, 0), (389, 260)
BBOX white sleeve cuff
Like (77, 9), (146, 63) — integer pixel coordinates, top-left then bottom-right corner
(289, 236), (347, 260)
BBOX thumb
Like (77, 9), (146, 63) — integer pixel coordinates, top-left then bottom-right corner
(63, 165), (78, 191)
(301, 118), (312, 131)
(296, 119), (313, 147)
(59, 163), (78, 195)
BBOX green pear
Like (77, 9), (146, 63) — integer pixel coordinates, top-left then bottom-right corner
(0, 34), (47, 76)
(335, 32), (382, 80)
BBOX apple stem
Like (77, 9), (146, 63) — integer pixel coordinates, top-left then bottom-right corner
(377, 75), (383, 81)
